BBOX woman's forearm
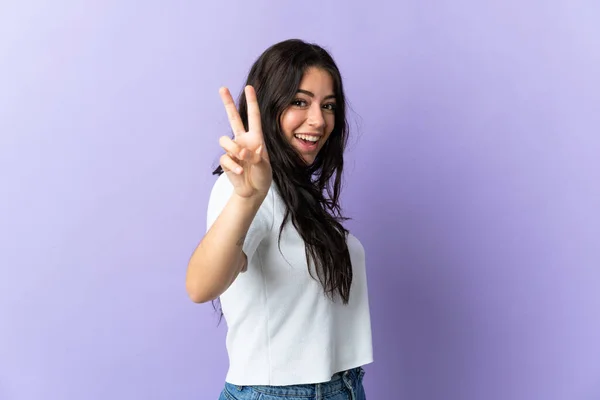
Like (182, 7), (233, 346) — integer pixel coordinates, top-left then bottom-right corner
(185, 193), (264, 303)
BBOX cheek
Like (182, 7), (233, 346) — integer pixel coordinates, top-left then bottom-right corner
(325, 114), (336, 134)
(281, 111), (304, 136)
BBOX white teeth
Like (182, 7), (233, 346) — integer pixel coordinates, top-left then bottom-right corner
(294, 134), (319, 142)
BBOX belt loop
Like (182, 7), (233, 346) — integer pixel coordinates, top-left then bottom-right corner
(342, 370), (356, 400)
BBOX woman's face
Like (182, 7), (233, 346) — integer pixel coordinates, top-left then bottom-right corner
(280, 67), (337, 165)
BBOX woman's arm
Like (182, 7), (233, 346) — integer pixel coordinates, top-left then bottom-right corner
(185, 193), (264, 303)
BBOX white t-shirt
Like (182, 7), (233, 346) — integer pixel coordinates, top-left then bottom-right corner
(206, 173), (373, 386)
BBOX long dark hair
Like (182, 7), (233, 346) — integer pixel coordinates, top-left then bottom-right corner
(213, 39), (353, 304)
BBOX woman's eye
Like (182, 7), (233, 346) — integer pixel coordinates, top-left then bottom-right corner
(323, 103), (337, 111)
(291, 99), (307, 107)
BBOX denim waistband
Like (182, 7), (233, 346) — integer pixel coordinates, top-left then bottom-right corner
(231, 367), (364, 397)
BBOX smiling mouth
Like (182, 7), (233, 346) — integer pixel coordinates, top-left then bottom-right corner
(294, 134), (321, 145)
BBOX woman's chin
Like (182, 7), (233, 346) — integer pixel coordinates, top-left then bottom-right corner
(299, 153), (317, 165)
(292, 146), (317, 165)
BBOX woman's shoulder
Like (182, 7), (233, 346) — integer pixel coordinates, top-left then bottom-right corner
(208, 173), (277, 222)
(347, 232), (364, 250)
(210, 173), (276, 201)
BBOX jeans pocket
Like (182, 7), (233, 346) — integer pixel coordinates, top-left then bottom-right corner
(222, 383), (264, 400)
(222, 383), (256, 400)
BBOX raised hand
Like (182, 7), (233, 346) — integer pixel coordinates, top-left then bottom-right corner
(218, 85), (272, 199)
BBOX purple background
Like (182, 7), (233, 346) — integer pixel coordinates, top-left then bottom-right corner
(1, 1), (599, 399)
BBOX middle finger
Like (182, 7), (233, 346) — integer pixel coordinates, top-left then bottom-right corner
(219, 87), (245, 137)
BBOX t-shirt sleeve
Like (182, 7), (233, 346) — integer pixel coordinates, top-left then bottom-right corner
(206, 173), (273, 269)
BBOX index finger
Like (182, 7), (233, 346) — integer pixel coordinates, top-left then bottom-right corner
(245, 85), (262, 134)
(219, 87), (245, 137)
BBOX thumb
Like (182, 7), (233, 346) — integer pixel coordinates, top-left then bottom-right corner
(255, 144), (269, 162)
(247, 144), (264, 165)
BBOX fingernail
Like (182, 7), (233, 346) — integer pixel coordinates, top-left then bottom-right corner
(255, 145), (263, 154)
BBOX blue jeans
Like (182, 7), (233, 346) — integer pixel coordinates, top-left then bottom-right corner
(218, 367), (366, 400)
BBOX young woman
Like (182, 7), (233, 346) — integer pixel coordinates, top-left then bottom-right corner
(186, 39), (373, 400)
